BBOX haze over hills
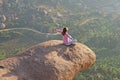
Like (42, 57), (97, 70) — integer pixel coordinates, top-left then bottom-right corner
(79, 0), (120, 13)
(0, 0), (120, 80)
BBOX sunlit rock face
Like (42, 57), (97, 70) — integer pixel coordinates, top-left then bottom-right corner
(0, 40), (96, 80)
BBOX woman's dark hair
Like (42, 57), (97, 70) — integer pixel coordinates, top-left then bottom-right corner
(62, 27), (68, 35)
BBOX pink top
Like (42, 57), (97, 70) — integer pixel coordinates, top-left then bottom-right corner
(56, 29), (72, 45)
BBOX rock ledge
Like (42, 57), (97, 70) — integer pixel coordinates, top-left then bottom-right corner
(0, 40), (96, 80)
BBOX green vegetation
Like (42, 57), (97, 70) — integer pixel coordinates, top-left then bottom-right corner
(0, 50), (6, 60)
(0, 29), (51, 59)
(0, 0), (120, 79)
(75, 55), (120, 80)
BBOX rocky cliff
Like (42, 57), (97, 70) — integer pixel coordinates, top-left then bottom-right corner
(0, 40), (96, 80)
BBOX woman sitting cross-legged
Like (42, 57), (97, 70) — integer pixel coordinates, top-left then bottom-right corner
(55, 27), (77, 45)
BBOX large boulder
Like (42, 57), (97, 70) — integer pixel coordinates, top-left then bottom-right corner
(0, 40), (96, 80)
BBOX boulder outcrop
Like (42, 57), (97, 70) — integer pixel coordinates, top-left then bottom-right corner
(0, 40), (96, 80)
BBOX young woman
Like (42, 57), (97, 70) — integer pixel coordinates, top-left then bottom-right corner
(56, 27), (77, 45)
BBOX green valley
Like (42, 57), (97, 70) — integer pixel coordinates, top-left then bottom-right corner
(0, 0), (120, 79)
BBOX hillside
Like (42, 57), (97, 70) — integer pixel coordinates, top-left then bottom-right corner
(0, 0), (120, 80)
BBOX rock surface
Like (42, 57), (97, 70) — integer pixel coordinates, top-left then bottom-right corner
(0, 40), (96, 80)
